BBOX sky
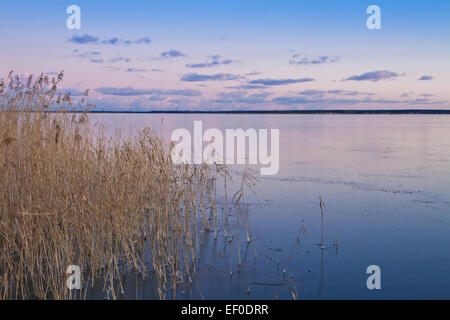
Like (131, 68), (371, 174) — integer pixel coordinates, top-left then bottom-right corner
(1, 0), (449, 111)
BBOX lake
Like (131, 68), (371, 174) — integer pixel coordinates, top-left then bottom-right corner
(87, 114), (450, 299)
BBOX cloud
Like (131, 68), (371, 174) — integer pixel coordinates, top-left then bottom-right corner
(148, 95), (166, 101)
(135, 37), (152, 44)
(187, 62), (220, 68)
(290, 54), (340, 65)
(409, 98), (446, 105)
(272, 95), (401, 106)
(68, 50), (132, 66)
(272, 93), (445, 107)
(419, 75), (433, 81)
(96, 87), (202, 97)
(68, 34), (99, 44)
(180, 73), (239, 82)
(272, 96), (325, 105)
(360, 98), (407, 104)
(248, 78), (314, 86)
(298, 90), (326, 96)
(327, 90), (360, 96)
(298, 89), (374, 96)
(126, 68), (147, 73)
(343, 70), (404, 82)
(162, 89), (202, 97)
(101, 38), (122, 45)
(108, 56), (131, 63)
(226, 84), (267, 90)
(186, 55), (237, 68)
(68, 34), (151, 46)
(244, 71), (261, 76)
(160, 50), (187, 59)
(90, 89), (447, 111)
(96, 87), (153, 96)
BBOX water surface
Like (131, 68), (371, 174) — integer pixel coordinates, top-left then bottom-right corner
(88, 114), (450, 299)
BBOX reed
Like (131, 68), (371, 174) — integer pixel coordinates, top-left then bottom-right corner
(0, 72), (250, 299)
(318, 196), (326, 248)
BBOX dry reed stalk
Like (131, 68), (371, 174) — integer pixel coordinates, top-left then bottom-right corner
(0, 72), (254, 300)
(318, 196), (325, 248)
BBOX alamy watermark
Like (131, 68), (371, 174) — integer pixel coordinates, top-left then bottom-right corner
(367, 5), (381, 30)
(366, 265), (381, 290)
(66, 265), (81, 290)
(66, 5), (81, 30)
(170, 121), (279, 175)
(65, 5), (379, 31)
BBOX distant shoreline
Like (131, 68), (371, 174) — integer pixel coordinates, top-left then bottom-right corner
(8, 109), (450, 115)
(64, 109), (450, 115)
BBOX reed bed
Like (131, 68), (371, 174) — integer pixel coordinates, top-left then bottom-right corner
(0, 72), (251, 299)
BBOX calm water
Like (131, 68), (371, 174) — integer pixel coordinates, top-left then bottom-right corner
(88, 114), (450, 299)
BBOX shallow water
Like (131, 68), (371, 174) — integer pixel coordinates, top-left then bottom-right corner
(88, 114), (450, 299)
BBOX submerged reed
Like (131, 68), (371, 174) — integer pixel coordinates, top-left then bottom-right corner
(0, 72), (251, 299)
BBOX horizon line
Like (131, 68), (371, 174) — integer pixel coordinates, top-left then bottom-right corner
(38, 109), (450, 115)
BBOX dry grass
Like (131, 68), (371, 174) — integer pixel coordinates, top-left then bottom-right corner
(0, 72), (250, 299)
